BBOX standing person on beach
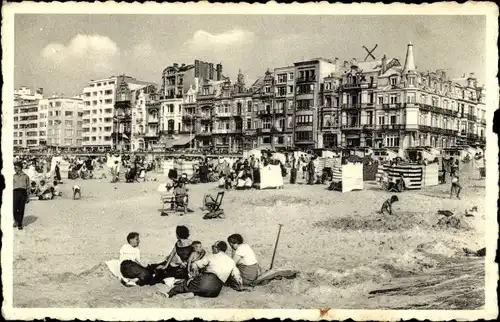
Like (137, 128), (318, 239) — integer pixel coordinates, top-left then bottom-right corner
(13, 162), (30, 230)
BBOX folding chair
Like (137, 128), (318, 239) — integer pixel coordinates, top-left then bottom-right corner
(203, 191), (225, 219)
(161, 193), (189, 216)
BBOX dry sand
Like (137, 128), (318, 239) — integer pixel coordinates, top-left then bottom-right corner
(12, 163), (485, 309)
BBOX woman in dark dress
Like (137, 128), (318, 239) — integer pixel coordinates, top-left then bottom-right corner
(152, 226), (193, 282)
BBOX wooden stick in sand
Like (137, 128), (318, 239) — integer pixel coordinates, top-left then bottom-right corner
(269, 224), (283, 270)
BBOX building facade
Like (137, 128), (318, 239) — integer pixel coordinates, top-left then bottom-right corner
(45, 97), (85, 147)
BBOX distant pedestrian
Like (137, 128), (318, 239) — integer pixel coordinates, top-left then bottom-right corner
(13, 162), (30, 230)
(450, 173), (462, 200)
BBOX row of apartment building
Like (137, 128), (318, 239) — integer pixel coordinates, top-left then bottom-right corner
(13, 44), (488, 152)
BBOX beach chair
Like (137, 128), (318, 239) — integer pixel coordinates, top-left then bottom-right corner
(203, 191), (225, 219)
(161, 194), (189, 216)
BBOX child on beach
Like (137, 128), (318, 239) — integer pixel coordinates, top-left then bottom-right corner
(53, 181), (62, 197)
(119, 232), (153, 287)
(72, 184), (81, 200)
(187, 241), (207, 279)
(450, 173), (462, 199)
(379, 195), (399, 216)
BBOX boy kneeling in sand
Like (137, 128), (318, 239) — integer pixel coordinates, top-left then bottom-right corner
(72, 184), (82, 200)
(379, 195), (399, 216)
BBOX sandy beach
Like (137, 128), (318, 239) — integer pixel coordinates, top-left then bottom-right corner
(12, 162), (485, 309)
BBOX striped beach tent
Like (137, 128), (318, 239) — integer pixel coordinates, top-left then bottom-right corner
(376, 164), (423, 190)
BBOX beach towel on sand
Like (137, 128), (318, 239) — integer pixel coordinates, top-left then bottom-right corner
(105, 260), (177, 289)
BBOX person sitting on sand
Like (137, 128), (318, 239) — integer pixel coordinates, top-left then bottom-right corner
(29, 181), (40, 195)
(119, 232), (153, 287)
(187, 241), (207, 278)
(227, 234), (260, 286)
(37, 180), (54, 200)
(450, 173), (462, 200)
(154, 226), (193, 280)
(162, 241), (242, 298)
(53, 180), (62, 197)
(379, 195), (399, 216)
(173, 180), (189, 213)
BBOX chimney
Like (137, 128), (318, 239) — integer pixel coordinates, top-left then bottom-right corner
(441, 70), (446, 80)
(402, 42), (416, 74)
(173, 63), (178, 68)
(181, 63), (185, 68)
(209, 63), (214, 80)
(381, 55), (387, 74)
(216, 63), (223, 81)
(351, 58), (357, 66)
(343, 60), (349, 68)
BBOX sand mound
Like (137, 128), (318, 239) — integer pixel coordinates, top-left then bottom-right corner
(243, 195), (311, 207)
(49, 262), (113, 283)
(314, 211), (431, 232)
(434, 216), (470, 230)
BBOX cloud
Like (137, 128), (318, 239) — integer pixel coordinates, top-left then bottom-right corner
(185, 28), (256, 52)
(41, 34), (120, 71)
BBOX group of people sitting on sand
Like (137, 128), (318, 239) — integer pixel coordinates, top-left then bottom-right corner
(118, 226), (260, 298)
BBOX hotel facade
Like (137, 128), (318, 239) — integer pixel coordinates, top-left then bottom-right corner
(14, 43), (487, 153)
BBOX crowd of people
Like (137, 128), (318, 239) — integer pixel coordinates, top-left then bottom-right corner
(118, 226), (260, 298)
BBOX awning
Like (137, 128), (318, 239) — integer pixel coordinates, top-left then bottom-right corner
(173, 135), (194, 147)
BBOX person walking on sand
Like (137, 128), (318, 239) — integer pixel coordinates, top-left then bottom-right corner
(13, 162), (30, 230)
(450, 173), (462, 200)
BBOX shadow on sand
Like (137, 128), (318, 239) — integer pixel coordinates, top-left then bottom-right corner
(22, 216), (38, 227)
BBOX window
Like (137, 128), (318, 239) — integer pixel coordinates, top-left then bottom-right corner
(265, 87), (271, 93)
(378, 116), (385, 125)
(85, 92), (91, 97)
(390, 115), (397, 124)
(65, 129), (74, 136)
(296, 99), (313, 110)
(262, 136), (271, 144)
(246, 119), (252, 130)
(277, 74), (287, 83)
(55, 111), (61, 116)
(277, 87), (287, 96)
(296, 115), (313, 125)
(65, 111), (73, 117)
(55, 101), (61, 107)
(390, 95), (398, 104)
(288, 86), (294, 94)
(288, 72), (294, 81)
(295, 131), (312, 141)
(378, 96), (384, 104)
(390, 78), (397, 85)
(105, 99), (113, 104)
(105, 90), (113, 95)
(65, 120), (73, 126)
(247, 101), (252, 112)
(409, 77), (415, 86)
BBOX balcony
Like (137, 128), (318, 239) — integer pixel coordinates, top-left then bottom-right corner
(481, 119), (486, 125)
(467, 115), (477, 122)
(182, 114), (193, 120)
(342, 123), (361, 130)
(197, 131), (212, 136)
(217, 112), (232, 118)
(296, 75), (317, 83)
(341, 104), (361, 110)
(362, 124), (374, 131)
(148, 117), (159, 123)
(381, 124), (406, 130)
(341, 83), (361, 90)
(200, 114), (212, 121)
(418, 125), (431, 132)
(383, 103), (405, 110)
(257, 128), (272, 134)
(257, 110), (272, 116)
(213, 129), (230, 134)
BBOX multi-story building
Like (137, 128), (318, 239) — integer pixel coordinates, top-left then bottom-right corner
(82, 75), (156, 151)
(45, 96), (85, 147)
(291, 58), (337, 149)
(13, 101), (42, 149)
(82, 77), (118, 149)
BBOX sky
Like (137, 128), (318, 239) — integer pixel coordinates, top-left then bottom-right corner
(14, 14), (486, 96)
